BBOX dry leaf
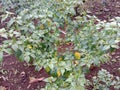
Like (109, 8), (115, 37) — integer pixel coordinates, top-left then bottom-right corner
(29, 77), (45, 84)
(27, 77), (45, 89)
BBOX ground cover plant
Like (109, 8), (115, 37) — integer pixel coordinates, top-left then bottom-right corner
(0, 0), (120, 90)
(86, 69), (120, 90)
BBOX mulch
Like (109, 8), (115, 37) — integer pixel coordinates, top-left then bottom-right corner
(0, 0), (120, 90)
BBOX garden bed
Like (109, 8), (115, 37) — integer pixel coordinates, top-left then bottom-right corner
(0, 0), (120, 90)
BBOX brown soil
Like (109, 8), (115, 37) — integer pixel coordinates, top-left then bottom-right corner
(85, 0), (120, 21)
(0, 55), (49, 90)
(0, 0), (120, 90)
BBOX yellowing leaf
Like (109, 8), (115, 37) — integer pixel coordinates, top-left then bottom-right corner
(27, 45), (32, 49)
(57, 70), (61, 77)
(40, 24), (44, 30)
(74, 52), (81, 60)
(45, 66), (50, 72)
(47, 19), (51, 26)
(59, 57), (63, 61)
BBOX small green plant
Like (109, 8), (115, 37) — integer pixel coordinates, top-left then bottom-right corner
(86, 69), (120, 90)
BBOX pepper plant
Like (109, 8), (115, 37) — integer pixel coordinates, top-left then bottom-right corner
(0, 0), (120, 90)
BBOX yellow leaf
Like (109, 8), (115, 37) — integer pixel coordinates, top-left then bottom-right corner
(45, 66), (50, 72)
(74, 52), (81, 60)
(40, 24), (44, 30)
(47, 19), (51, 26)
(59, 57), (63, 61)
(57, 70), (61, 77)
(27, 45), (32, 49)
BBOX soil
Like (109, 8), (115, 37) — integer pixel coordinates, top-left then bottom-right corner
(85, 0), (120, 21)
(0, 0), (120, 90)
(0, 55), (49, 90)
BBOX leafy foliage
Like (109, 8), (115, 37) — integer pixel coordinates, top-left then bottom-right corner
(86, 69), (120, 90)
(0, 0), (120, 89)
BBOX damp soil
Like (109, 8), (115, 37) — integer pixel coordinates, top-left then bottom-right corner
(0, 0), (120, 90)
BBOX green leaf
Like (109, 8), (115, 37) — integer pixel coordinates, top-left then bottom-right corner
(24, 55), (30, 62)
(19, 54), (24, 61)
(76, 85), (85, 90)
(7, 18), (15, 27)
(12, 44), (18, 51)
(1, 14), (8, 22)
(1, 34), (8, 39)
(3, 48), (12, 54)
(14, 49), (22, 58)
(111, 45), (119, 49)
(0, 28), (8, 38)
(103, 45), (110, 51)
(0, 52), (3, 61)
